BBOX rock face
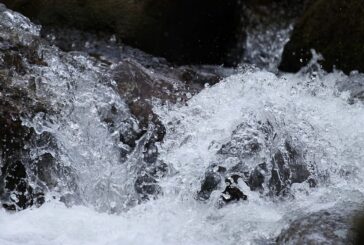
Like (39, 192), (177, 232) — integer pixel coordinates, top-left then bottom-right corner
(1, 0), (245, 66)
(279, 0), (364, 74)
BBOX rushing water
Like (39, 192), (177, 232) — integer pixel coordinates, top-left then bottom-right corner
(1, 5), (364, 245)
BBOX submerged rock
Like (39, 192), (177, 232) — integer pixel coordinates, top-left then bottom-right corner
(268, 140), (312, 196)
(279, 0), (364, 74)
(197, 165), (226, 201)
(1, 0), (245, 66)
(197, 116), (316, 201)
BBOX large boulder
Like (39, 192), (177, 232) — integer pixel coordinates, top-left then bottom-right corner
(1, 0), (245, 66)
(276, 203), (362, 244)
(279, 0), (364, 74)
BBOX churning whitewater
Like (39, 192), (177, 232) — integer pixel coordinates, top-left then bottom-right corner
(1, 5), (364, 245)
(1, 67), (364, 244)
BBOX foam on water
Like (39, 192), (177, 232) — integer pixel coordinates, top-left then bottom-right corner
(1, 65), (364, 244)
(1, 5), (364, 244)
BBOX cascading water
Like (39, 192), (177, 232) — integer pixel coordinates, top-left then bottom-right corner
(0, 5), (364, 245)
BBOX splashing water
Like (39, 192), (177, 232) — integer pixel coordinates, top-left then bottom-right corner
(1, 5), (364, 245)
(2, 66), (364, 244)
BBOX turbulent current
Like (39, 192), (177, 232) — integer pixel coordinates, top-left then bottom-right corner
(1, 5), (364, 245)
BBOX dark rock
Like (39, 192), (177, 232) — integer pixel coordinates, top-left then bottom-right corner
(0, 98), (46, 210)
(269, 140), (311, 196)
(197, 165), (249, 203)
(0, 7), (71, 210)
(112, 59), (190, 124)
(197, 169), (223, 201)
(2, 0), (245, 66)
(221, 185), (247, 203)
(276, 203), (362, 244)
(40, 27), (234, 88)
(221, 175), (247, 203)
(248, 163), (267, 191)
(112, 59), (183, 199)
(353, 214), (364, 245)
(279, 0), (364, 74)
(111, 58), (225, 171)
(33, 152), (58, 188)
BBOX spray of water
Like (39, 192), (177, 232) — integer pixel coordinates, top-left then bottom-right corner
(0, 5), (364, 245)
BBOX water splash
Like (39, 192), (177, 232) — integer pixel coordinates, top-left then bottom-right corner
(1, 5), (364, 244)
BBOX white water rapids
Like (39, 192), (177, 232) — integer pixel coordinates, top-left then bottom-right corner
(1, 6), (364, 245)
(1, 68), (364, 245)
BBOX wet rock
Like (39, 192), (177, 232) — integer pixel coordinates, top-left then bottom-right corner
(2, 0), (245, 66)
(197, 166), (225, 201)
(248, 162), (267, 191)
(0, 97), (46, 210)
(0, 6), (77, 210)
(40, 27), (235, 88)
(279, 0), (364, 74)
(353, 213), (364, 245)
(112, 58), (190, 120)
(213, 117), (316, 198)
(134, 174), (162, 201)
(218, 120), (273, 159)
(112, 59), (181, 192)
(276, 203), (362, 244)
(32, 152), (58, 188)
(269, 141), (311, 196)
(197, 164), (250, 204)
(0, 83), (59, 211)
(221, 175), (248, 203)
(111, 57), (227, 170)
(109, 56), (234, 202)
